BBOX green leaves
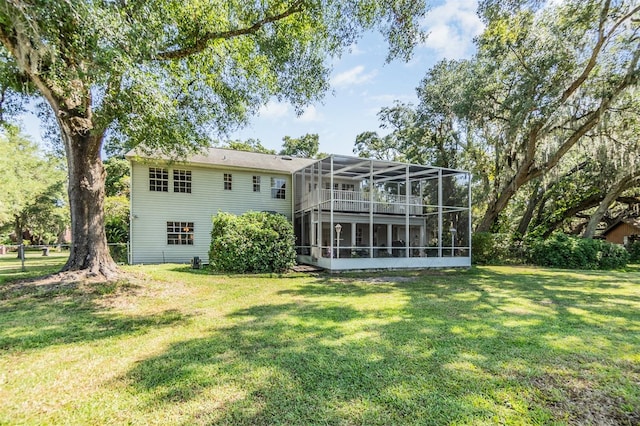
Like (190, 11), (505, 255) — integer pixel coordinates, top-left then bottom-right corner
(209, 211), (296, 273)
(0, 128), (68, 243)
(0, 0), (428, 154)
(280, 133), (319, 158)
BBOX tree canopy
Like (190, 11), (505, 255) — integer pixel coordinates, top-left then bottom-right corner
(357, 0), (640, 238)
(280, 133), (320, 158)
(0, 0), (428, 277)
(0, 127), (68, 245)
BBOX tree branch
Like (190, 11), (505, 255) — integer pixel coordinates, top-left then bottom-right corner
(530, 43), (640, 179)
(157, 1), (305, 60)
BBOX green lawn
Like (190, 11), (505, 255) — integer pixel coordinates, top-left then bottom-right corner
(0, 251), (70, 284)
(0, 255), (638, 425)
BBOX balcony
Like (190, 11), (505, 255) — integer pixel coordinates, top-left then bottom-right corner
(298, 189), (424, 215)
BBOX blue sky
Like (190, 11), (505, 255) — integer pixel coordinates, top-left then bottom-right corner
(19, 0), (483, 157)
(231, 0), (484, 155)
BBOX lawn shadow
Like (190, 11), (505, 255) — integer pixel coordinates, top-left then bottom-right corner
(168, 265), (322, 280)
(126, 301), (490, 425)
(0, 278), (189, 352)
(124, 267), (640, 425)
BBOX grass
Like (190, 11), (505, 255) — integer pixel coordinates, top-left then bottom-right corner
(0, 255), (638, 425)
(0, 251), (69, 284)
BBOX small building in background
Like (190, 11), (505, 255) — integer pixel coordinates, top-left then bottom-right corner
(601, 218), (640, 245)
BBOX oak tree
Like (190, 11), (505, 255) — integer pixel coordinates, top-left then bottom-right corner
(0, 0), (426, 278)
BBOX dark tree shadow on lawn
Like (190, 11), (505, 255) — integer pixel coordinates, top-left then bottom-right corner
(125, 268), (640, 425)
(0, 279), (189, 352)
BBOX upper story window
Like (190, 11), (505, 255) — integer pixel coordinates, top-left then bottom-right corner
(173, 169), (192, 193)
(167, 221), (194, 245)
(224, 173), (232, 190)
(342, 183), (355, 191)
(323, 182), (339, 190)
(149, 168), (168, 192)
(253, 176), (261, 192)
(271, 178), (286, 199)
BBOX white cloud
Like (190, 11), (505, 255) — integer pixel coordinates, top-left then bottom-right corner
(258, 100), (289, 119)
(422, 0), (484, 60)
(296, 105), (323, 123)
(331, 65), (378, 88)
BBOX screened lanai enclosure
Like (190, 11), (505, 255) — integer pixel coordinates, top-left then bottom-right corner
(293, 155), (471, 271)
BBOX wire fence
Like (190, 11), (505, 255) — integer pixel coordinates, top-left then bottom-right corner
(0, 243), (129, 271)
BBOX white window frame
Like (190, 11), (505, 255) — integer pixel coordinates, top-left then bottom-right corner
(167, 221), (194, 245)
(149, 167), (168, 192)
(173, 169), (192, 193)
(271, 177), (286, 199)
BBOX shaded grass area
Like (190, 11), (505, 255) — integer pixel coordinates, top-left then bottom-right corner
(1, 262), (639, 425)
(0, 252), (69, 284)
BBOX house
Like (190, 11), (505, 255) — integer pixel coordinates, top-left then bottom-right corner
(601, 218), (640, 245)
(127, 148), (472, 270)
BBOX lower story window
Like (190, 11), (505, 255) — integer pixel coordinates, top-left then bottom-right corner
(167, 221), (194, 245)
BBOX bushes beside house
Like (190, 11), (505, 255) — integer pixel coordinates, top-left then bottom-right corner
(209, 211), (296, 273)
(473, 232), (629, 269)
(627, 240), (640, 263)
(471, 232), (520, 264)
(525, 233), (629, 270)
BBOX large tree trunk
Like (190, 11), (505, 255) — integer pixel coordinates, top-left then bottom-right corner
(476, 166), (529, 232)
(516, 181), (541, 236)
(59, 121), (118, 279)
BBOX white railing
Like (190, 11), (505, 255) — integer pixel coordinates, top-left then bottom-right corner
(298, 189), (423, 215)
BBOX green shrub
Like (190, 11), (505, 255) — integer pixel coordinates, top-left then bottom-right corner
(209, 211), (296, 273)
(105, 196), (129, 244)
(627, 241), (640, 263)
(108, 243), (128, 264)
(525, 234), (628, 270)
(472, 232), (520, 264)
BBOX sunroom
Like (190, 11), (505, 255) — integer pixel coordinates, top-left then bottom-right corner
(293, 155), (472, 271)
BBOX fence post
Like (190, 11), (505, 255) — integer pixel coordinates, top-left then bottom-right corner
(19, 243), (26, 272)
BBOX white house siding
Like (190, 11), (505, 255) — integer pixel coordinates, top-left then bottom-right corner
(129, 160), (293, 264)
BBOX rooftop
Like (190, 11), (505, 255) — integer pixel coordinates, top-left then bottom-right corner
(126, 147), (317, 174)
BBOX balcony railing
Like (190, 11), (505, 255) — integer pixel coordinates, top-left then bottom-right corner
(298, 189), (423, 215)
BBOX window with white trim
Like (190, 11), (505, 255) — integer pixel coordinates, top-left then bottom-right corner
(271, 178), (286, 199)
(173, 169), (192, 193)
(149, 168), (168, 192)
(253, 176), (261, 192)
(167, 221), (194, 245)
(224, 173), (232, 190)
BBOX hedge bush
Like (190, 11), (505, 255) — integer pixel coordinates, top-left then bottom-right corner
(472, 232), (519, 264)
(209, 211), (296, 273)
(525, 233), (628, 270)
(627, 241), (640, 263)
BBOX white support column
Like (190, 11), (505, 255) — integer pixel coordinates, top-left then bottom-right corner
(420, 223), (426, 257)
(405, 164), (410, 258)
(330, 157), (334, 258)
(468, 172), (473, 258)
(438, 169), (443, 258)
(317, 162), (323, 255)
(351, 223), (356, 250)
(369, 159), (374, 258)
(387, 223), (393, 255)
(311, 212), (316, 247)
